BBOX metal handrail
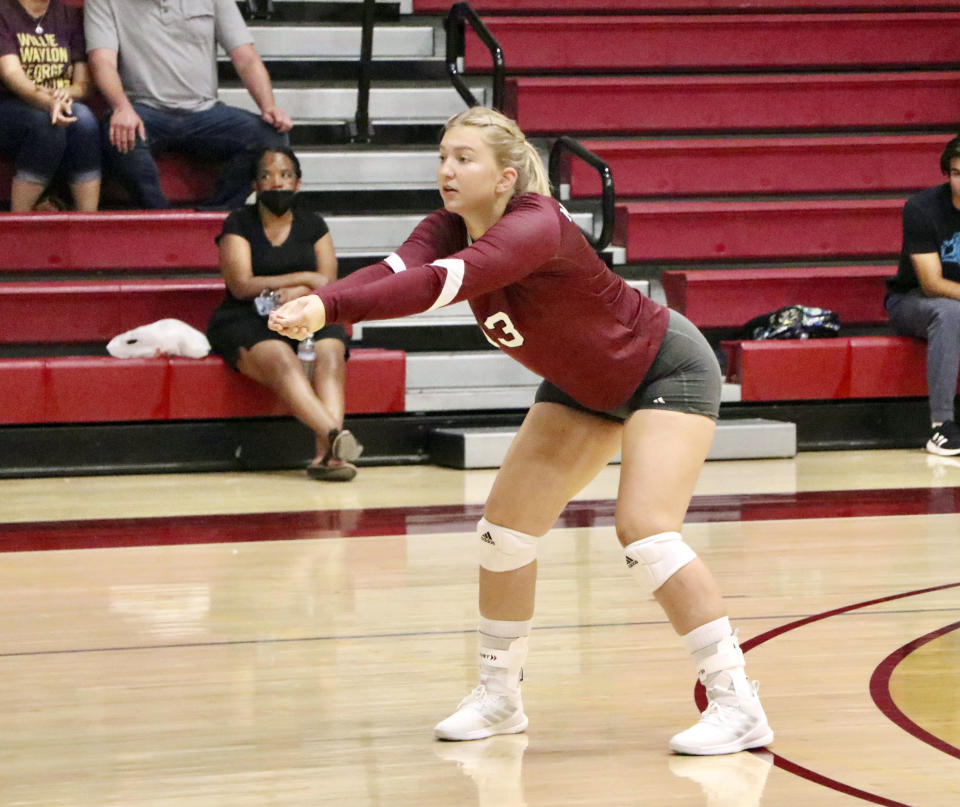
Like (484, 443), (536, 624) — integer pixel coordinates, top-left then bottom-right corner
(549, 136), (616, 253)
(352, 0), (378, 142)
(444, 2), (505, 111)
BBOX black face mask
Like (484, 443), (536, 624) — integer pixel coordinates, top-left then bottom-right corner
(258, 189), (297, 216)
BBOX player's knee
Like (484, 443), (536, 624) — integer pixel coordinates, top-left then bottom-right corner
(614, 515), (675, 549)
(623, 531), (697, 594)
(477, 517), (538, 572)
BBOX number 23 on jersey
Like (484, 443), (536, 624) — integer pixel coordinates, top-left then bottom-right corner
(482, 311), (525, 348)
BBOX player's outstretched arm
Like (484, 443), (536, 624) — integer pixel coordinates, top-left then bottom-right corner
(269, 295), (325, 340)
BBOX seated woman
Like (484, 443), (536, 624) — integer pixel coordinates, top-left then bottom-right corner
(207, 146), (362, 481)
(0, 0), (100, 211)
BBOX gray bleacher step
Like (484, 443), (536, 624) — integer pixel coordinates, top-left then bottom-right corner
(428, 418), (797, 469)
(221, 24), (438, 60)
(298, 149), (439, 191)
(218, 83), (487, 124)
(326, 210), (598, 257)
(296, 144), (578, 195)
(358, 279), (651, 332)
(403, 351), (741, 413)
(262, 0), (413, 13)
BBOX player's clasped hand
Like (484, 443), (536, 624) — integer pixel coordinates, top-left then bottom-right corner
(268, 294), (326, 340)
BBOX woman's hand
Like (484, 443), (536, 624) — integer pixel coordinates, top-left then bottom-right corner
(49, 92), (76, 126)
(269, 294), (326, 339)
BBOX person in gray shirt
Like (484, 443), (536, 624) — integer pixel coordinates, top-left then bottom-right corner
(85, 0), (291, 209)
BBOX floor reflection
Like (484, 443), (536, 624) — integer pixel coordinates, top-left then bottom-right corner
(669, 750), (774, 807)
(435, 734), (529, 807)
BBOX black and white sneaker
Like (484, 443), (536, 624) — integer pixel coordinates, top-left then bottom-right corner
(926, 421), (960, 456)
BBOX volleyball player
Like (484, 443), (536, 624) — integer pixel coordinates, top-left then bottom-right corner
(269, 106), (773, 756)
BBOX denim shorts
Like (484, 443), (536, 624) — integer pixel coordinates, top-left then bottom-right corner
(534, 310), (722, 423)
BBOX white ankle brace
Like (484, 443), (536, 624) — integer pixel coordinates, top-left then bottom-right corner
(479, 636), (528, 691)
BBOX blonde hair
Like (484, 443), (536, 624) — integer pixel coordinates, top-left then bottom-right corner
(444, 106), (551, 197)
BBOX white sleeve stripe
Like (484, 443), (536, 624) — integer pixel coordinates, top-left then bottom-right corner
(384, 252), (406, 273)
(426, 258), (465, 311)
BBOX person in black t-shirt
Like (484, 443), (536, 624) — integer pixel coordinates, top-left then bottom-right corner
(206, 147), (361, 480)
(886, 135), (960, 455)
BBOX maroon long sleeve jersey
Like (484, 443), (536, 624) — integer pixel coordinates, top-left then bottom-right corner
(318, 193), (669, 411)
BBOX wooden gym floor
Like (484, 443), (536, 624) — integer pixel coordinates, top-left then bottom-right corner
(0, 448), (958, 806)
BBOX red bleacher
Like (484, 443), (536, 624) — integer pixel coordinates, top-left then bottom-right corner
(0, 207), (407, 427)
(661, 266), (894, 330)
(0, 155), (217, 208)
(616, 198), (904, 264)
(0, 212), (224, 272)
(0, 350), (405, 425)
(505, 72), (960, 135)
(0, 279), (224, 343)
(567, 135), (945, 198)
(467, 14), (960, 73)
(720, 337), (949, 402)
(416, 0), (959, 12)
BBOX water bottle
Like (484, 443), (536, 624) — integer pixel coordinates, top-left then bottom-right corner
(254, 289), (280, 317)
(297, 335), (316, 375)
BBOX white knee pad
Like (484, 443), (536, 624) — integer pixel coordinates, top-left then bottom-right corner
(624, 531), (697, 593)
(477, 517), (538, 572)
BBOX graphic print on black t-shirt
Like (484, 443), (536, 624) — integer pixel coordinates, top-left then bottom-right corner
(17, 31), (70, 86)
(941, 232), (960, 266)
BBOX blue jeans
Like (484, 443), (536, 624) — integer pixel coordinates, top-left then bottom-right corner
(0, 96), (101, 186)
(105, 102), (288, 209)
(886, 289), (960, 423)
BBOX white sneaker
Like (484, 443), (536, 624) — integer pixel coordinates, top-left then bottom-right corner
(670, 678), (773, 755)
(434, 683), (528, 741)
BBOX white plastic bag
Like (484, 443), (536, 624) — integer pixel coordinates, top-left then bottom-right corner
(107, 319), (211, 359)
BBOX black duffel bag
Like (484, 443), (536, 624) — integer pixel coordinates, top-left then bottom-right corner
(740, 305), (840, 340)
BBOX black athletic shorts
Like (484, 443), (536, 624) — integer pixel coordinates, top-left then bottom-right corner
(534, 309), (721, 423)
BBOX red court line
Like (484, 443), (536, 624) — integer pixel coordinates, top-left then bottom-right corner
(2, 486), (959, 553)
(870, 620), (960, 761)
(692, 582), (960, 807)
